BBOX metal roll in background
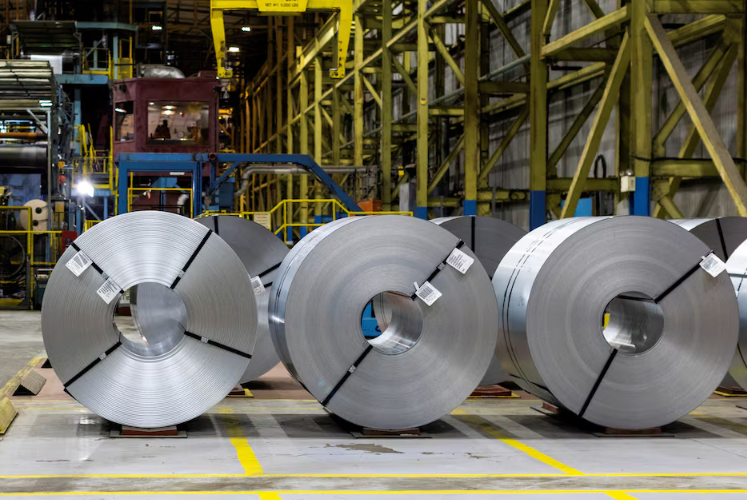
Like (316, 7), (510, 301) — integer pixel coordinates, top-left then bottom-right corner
(671, 217), (747, 390)
(190, 216), (287, 383)
(432, 216), (526, 386)
(270, 216), (498, 430)
(41, 211), (257, 428)
(494, 217), (738, 430)
(724, 240), (747, 391)
(671, 217), (747, 261)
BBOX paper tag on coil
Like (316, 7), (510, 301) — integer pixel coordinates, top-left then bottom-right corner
(251, 276), (266, 296)
(96, 277), (122, 304)
(446, 248), (474, 275)
(700, 253), (726, 278)
(415, 281), (442, 306)
(66, 250), (93, 277)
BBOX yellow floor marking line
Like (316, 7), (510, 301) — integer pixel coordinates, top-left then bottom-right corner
(451, 409), (584, 476)
(218, 407), (264, 476)
(1, 490), (747, 497)
(0, 356), (44, 398)
(690, 411), (747, 435)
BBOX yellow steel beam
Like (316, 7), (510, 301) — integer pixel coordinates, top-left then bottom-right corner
(561, 31), (630, 219)
(479, 81), (530, 94)
(479, 0), (527, 61)
(417, 0), (430, 215)
(652, 41), (738, 218)
(548, 79), (606, 175)
(428, 135), (465, 193)
(479, 105), (529, 184)
(530, 0), (549, 225)
(653, 41), (730, 156)
(542, 6), (629, 58)
(654, 0), (744, 14)
(381, 0), (393, 211)
(426, 22), (465, 86)
(653, 159), (746, 178)
(581, 0), (606, 18)
(646, 14), (747, 217)
(547, 177), (619, 191)
(391, 52), (418, 95)
(543, 0), (562, 38)
(361, 75), (382, 108)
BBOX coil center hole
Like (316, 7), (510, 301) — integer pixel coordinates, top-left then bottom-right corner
(602, 292), (664, 355)
(114, 283), (188, 357)
(362, 291), (424, 355)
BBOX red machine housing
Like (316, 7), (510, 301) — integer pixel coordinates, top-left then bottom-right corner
(112, 72), (220, 155)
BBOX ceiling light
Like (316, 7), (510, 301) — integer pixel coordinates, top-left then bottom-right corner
(152, 25), (163, 31)
(228, 46), (240, 53)
(241, 26), (251, 32)
(115, 108), (127, 114)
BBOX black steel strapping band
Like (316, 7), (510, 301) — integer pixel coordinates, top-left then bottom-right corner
(63, 341), (122, 388)
(264, 282), (273, 289)
(214, 216), (220, 235)
(470, 216), (476, 251)
(321, 345), (374, 407)
(183, 331), (252, 359)
(171, 230), (214, 289)
(654, 254), (711, 304)
(70, 242), (104, 275)
(257, 262), (282, 280)
(410, 240), (466, 300)
(577, 349), (618, 419)
(716, 218), (729, 260)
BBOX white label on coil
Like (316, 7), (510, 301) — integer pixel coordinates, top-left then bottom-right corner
(251, 276), (266, 296)
(701, 253), (726, 278)
(446, 248), (474, 275)
(415, 281), (442, 306)
(66, 250), (92, 277)
(96, 278), (122, 304)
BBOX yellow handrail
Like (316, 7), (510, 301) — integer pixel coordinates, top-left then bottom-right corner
(197, 199), (413, 245)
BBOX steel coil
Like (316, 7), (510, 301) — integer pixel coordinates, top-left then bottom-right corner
(671, 217), (747, 261)
(432, 216), (526, 386)
(270, 216), (498, 430)
(41, 211), (257, 428)
(672, 217), (747, 389)
(494, 216), (738, 429)
(724, 239), (747, 391)
(133, 216), (287, 383)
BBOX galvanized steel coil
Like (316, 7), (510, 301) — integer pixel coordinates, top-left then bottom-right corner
(671, 217), (747, 261)
(270, 216), (498, 430)
(494, 216), (738, 429)
(134, 216), (287, 384)
(41, 211), (257, 428)
(724, 239), (747, 391)
(432, 216), (526, 386)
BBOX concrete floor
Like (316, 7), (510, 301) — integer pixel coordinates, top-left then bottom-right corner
(3, 312), (747, 498)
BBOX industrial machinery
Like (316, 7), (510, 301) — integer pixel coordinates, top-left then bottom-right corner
(210, 0), (352, 79)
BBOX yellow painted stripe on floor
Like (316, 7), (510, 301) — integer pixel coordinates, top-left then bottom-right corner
(1, 490), (747, 496)
(606, 493), (639, 500)
(0, 356), (44, 398)
(451, 409), (583, 476)
(218, 407), (264, 476)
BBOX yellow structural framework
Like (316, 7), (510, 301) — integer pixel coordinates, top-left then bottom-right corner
(211, 0), (352, 79)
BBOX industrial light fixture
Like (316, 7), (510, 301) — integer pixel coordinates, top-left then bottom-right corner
(228, 46), (240, 53)
(115, 108), (127, 114)
(162, 105), (175, 110)
(241, 26), (251, 32)
(77, 180), (94, 198)
(152, 25), (163, 31)
(163, 110), (174, 116)
(40, 99), (53, 107)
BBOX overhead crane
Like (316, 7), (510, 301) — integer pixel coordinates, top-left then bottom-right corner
(210, 0), (353, 79)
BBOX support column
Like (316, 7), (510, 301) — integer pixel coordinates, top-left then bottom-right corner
(630, 0), (653, 215)
(300, 69), (309, 237)
(287, 17), (295, 242)
(416, 0), (429, 219)
(354, 13), (364, 169)
(464, 0), (480, 216)
(381, 0), (393, 212)
(530, 0), (549, 229)
(314, 56), (323, 222)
